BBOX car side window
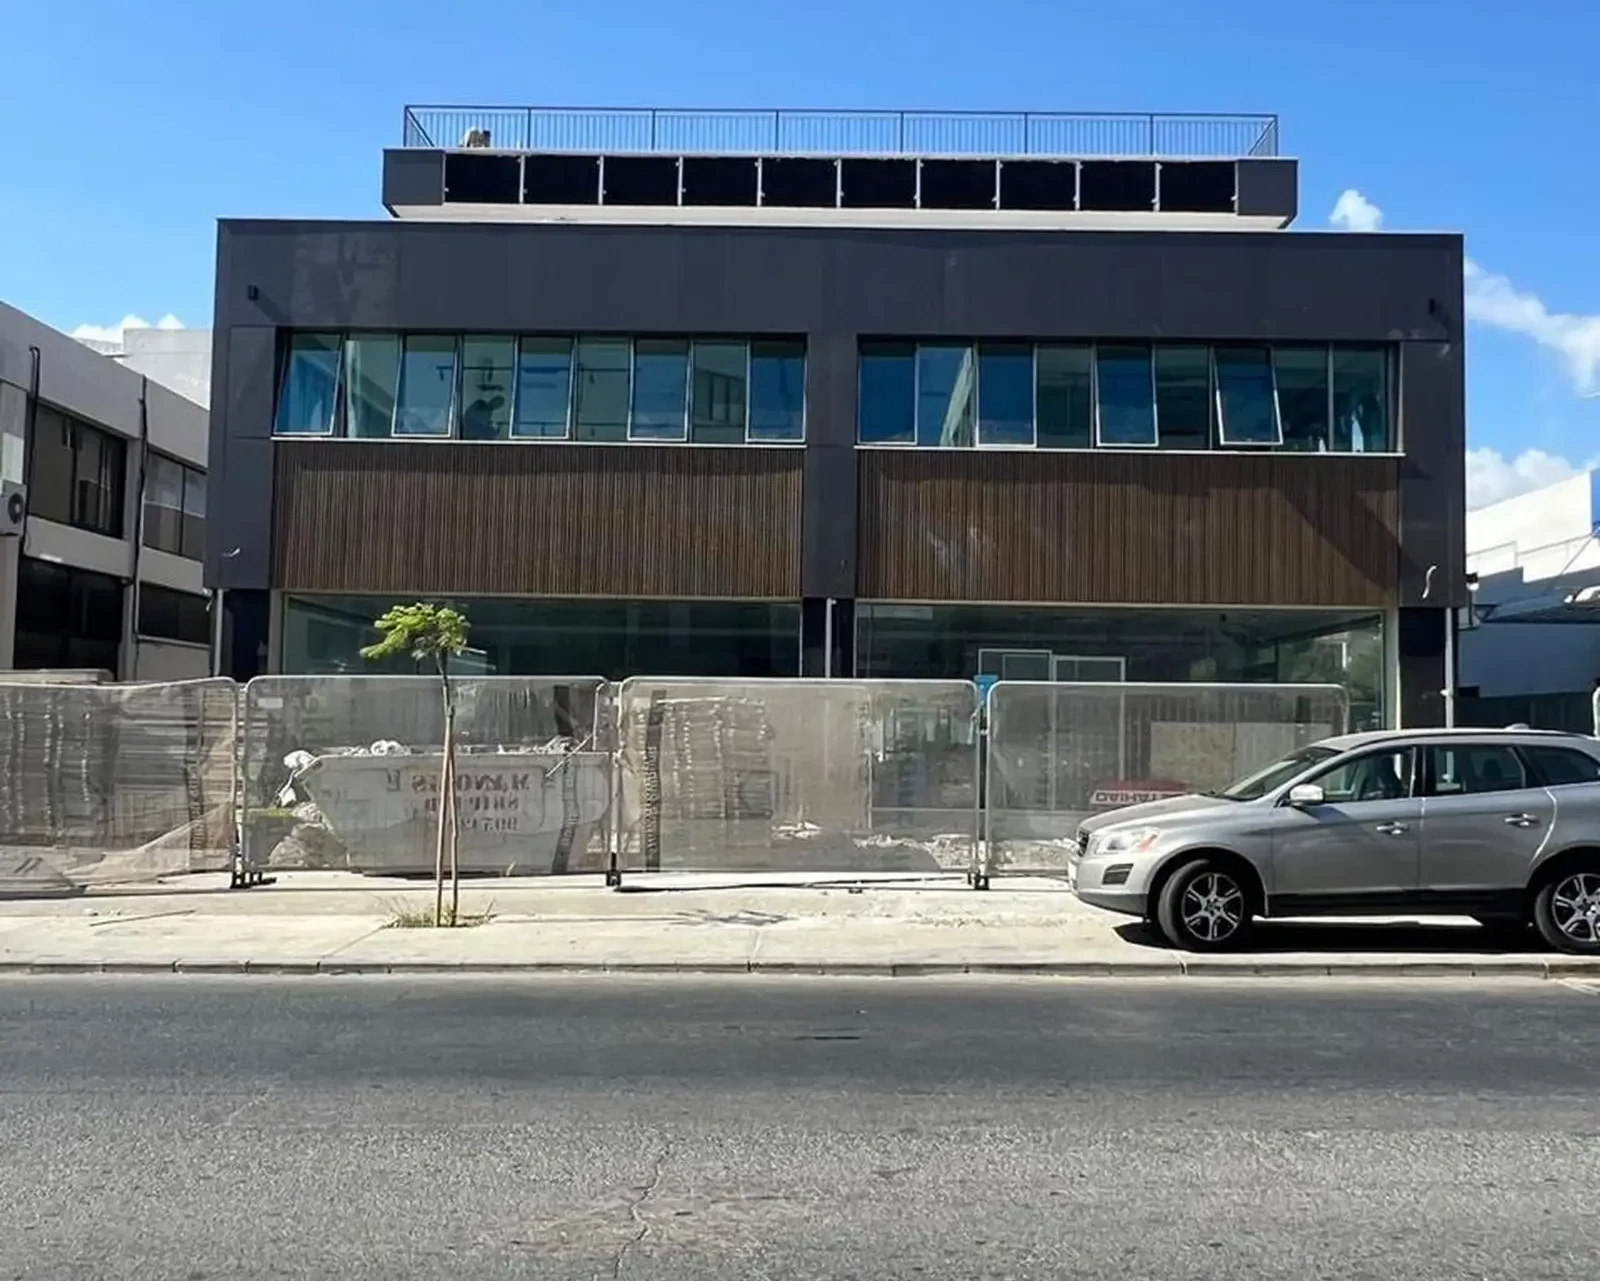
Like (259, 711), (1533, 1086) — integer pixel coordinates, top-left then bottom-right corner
(1305, 749), (1413, 804)
(1523, 745), (1600, 787)
(1425, 744), (1530, 797)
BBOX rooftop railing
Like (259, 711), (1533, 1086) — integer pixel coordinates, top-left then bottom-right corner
(401, 106), (1280, 159)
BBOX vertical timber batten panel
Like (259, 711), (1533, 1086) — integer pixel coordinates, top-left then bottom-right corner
(274, 441), (802, 597)
(857, 450), (1399, 606)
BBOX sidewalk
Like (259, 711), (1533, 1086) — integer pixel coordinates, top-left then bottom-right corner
(1, 872), (1597, 977)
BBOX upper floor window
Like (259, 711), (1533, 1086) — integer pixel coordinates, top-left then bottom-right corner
(856, 341), (1395, 454)
(274, 332), (806, 445)
(136, 584), (211, 647)
(143, 452), (206, 560)
(25, 404), (127, 538)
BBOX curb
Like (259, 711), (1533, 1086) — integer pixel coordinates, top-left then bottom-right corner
(0, 957), (1597, 977)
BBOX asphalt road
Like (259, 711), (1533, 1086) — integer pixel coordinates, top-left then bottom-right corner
(3, 976), (1599, 1281)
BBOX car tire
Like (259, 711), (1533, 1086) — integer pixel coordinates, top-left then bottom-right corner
(1532, 867), (1600, 955)
(1155, 857), (1254, 952)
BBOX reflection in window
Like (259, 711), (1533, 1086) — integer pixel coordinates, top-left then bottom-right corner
(393, 335), (457, 437)
(1274, 347), (1330, 452)
(917, 345), (976, 446)
(858, 342), (915, 444)
(143, 453), (185, 554)
(74, 426), (123, 535)
(1154, 346), (1211, 449)
(977, 344), (1033, 446)
(275, 333), (341, 435)
(181, 469), (205, 558)
(630, 339), (690, 440)
(459, 336), (515, 440)
(13, 556), (123, 674)
(343, 333), (400, 438)
(690, 341), (747, 444)
(137, 584), (210, 647)
(1095, 345), (1157, 446)
(1036, 345), (1093, 448)
(1333, 347), (1389, 452)
(574, 339), (631, 441)
(513, 338), (573, 438)
(1215, 346), (1282, 445)
(748, 340), (805, 442)
(142, 454), (204, 559)
(1427, 745), (1528, 796)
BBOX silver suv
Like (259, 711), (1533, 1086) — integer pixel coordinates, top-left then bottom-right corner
(1070, 728), (1600, 953)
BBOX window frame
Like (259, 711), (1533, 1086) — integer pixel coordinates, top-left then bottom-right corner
(274, 332), (344, 437)
(392, 334), (460, 439)
(1093, 343), (1160, 449)
(1420, 742), (1536, 799)
(1291, 746), (1418, 805)
(572, 336), (635, 443)
(136, 583), (211, 648)
(856, 340), (918, 446)
(1521, 744), (1600, 788)
(1214, 344), (1285, 448)
(628, 338), (693, 443)
(975, 342), (1038, 449)
(456, 334), (518, 442)
(142, 450), (205, 560)
(746, 338), (807, 444)
(511, 335), (577, 441)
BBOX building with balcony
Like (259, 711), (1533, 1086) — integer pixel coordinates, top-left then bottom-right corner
(0, 301), (211, 680)
(206, 106), (1465, 727)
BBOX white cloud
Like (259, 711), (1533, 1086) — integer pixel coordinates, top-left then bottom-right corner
(1466, 447), (1590, 509)
(1464, 260), (1600, 396)
(69, 313), (186, 345)
(1328, 189), (1383, 233)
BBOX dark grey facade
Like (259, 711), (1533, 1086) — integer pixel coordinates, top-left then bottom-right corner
(209, 165), (1464, 725)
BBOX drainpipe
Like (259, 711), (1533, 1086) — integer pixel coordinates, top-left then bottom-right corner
(125, 376), (149, 682)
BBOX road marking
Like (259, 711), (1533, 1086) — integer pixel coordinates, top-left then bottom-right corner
(1559, 978), (1600, 996)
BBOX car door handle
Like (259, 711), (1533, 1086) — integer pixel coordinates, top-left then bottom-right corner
(1504, 813), (1541, 828)
(1374, 821), (1410, 836)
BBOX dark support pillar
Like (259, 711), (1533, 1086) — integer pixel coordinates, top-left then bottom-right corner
(222, 589), (270, 682)
(1398, 606), (1447, 728)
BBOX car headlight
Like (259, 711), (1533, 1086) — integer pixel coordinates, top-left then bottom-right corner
(1095, 827), (1164, 855)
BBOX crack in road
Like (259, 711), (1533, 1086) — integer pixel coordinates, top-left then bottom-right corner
(609, 1140), (673, 1279)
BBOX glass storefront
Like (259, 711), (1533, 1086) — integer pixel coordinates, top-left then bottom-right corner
(279, 595), (801, 679)
(856, 604), (1388, 729)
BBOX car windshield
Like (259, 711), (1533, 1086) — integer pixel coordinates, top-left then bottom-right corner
(1217, 744), (1340, 801)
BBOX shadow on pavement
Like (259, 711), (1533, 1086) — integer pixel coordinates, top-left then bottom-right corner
(1114, 918), (1544, 955)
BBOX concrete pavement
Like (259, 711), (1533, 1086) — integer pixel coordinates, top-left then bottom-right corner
(6, 975), (1600, 1279)
(1, 871), (1597, 976)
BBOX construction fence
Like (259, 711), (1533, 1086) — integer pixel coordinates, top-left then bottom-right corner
(0, 674), (1352, 893)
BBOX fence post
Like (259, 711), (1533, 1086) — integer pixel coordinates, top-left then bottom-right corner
(972, 685), (991, 890)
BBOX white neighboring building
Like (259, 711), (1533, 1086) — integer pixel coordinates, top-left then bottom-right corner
(78, 327), (212, 408)
(1460, 471), (1600, 730)
(1, 303), (211, 681)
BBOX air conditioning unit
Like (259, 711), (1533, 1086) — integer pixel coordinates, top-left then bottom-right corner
(0, 481), (24, 538)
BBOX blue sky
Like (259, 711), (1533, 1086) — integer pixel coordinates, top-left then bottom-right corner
(3, 0), (1596, 505)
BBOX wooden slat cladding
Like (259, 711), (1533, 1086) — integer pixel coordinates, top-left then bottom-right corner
(858, 450), (1400, 607)
(274, 442), (802, 597)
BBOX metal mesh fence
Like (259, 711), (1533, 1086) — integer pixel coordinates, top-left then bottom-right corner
(984, 682), (1349, 875)
(0, 678), (238, 892)
(614, 678), (979, 877)
(240, 676), (612, 876)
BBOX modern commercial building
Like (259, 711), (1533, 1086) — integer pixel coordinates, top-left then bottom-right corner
(1459, 471), (1600, 731)
(206, 106), (1465, 727)
(0, 301), (211, 680)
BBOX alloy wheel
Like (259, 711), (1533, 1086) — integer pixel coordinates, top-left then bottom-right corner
(1180, 871), (1245, 943)
(1550, 872), (1600, 944)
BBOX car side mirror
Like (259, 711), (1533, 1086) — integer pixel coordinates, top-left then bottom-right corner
(1286, 783), (1325, 808)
